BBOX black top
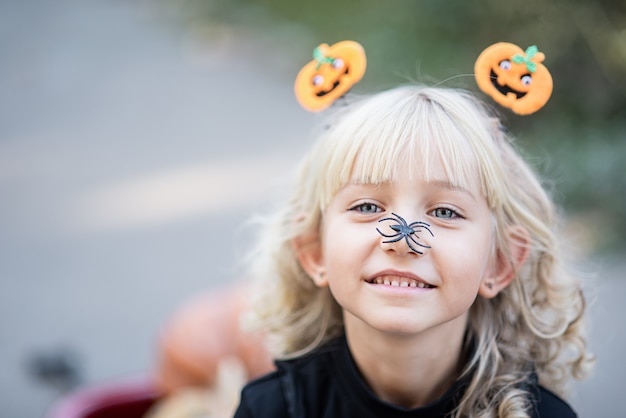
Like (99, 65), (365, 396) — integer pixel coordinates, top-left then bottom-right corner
(234, 336), (577, 418)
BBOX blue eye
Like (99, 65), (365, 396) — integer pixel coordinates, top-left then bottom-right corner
(433, 207), (457, 219)
(350, 202), (381, 213)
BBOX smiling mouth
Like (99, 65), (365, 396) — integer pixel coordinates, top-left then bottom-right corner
(315, 66), (350, 97)
(366, 275), (435, 289)
(490, 70), (526, 99)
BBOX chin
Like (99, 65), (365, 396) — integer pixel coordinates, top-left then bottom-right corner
(364, 316), (431, 337)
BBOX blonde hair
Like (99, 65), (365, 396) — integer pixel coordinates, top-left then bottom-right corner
(247, 85), (593, 417)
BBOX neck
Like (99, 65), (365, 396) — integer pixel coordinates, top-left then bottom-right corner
(344, 314), (468, 409)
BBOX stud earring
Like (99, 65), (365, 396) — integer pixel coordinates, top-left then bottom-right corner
(486, 281), (493, 290)
(314, 271), (326, 285)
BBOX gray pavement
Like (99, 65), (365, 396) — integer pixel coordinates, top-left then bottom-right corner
(0, 1), (623, 417)
(1, 1), (313, 416)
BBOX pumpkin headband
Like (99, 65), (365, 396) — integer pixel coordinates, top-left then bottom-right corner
(294, 40), (553, 116)
(474, 42), (553, 115)
(294, 40), (367, 112)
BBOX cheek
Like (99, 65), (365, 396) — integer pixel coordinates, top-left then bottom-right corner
(436, 228), (493, 275)
(323, 220), (370, 251)
(321, 221), (374, 271)
(446, 252), (488, 292)
(441, 242), (492, 310)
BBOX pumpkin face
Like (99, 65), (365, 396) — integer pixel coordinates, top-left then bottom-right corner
(294, 40), (367, 112)
(475, 42), (553, 115)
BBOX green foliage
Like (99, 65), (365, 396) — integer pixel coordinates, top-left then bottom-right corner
(176, 0), (626, 253)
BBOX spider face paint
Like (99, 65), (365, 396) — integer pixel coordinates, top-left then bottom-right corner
(376, 213), (434, 255)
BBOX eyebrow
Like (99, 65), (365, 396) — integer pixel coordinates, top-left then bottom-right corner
(428, 180), (477, 200)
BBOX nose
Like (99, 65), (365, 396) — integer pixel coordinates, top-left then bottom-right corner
(376, 213), (433, 256)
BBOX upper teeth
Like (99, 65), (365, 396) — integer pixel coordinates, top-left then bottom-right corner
(373, 276), (431, 288)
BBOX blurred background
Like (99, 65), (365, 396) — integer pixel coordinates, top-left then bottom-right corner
(1, 0), (624, 416)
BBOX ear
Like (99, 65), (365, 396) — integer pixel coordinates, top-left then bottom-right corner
(479, 225), (530, 299)
(291, 229), (328, 288)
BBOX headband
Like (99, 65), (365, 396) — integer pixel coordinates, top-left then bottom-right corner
(294, 40), (552, 115)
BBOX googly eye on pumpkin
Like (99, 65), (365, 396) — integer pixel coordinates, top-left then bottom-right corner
(312, 75), (324, 86)
(294, 40), (367, 112)
(475, 42), (553, 115)
(332, 58), (344, 70)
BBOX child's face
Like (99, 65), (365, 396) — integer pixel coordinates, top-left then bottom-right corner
(317, 156), (495, 338)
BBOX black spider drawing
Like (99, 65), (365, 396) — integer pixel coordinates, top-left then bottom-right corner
(376, 212), (434, 255)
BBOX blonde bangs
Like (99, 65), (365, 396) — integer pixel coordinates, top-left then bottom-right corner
(314, 86), (492, 210)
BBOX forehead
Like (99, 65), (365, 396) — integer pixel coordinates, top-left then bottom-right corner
(315, 87), (496, 209)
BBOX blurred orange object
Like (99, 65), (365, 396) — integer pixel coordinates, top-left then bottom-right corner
(154, 285), (274, 394)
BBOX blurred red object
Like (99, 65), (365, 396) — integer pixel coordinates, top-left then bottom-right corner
(46, 376), (161, 418)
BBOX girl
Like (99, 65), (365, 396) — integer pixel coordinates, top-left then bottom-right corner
(234, 85), (593, 417)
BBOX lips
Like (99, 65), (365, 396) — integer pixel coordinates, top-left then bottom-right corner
(365, 271), (435, 289)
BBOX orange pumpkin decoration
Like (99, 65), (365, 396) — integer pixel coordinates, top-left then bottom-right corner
(294, 40), (367, 112)
(475, 42), (553, 115)
(154, 285), (274, 394)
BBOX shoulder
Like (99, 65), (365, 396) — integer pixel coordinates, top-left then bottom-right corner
(532, 385), (578, 418)
(235, 342), (340, 418)
(235, 370), (288, 418)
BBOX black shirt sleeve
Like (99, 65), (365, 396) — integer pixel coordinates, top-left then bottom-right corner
(234, 371), (289, 418)
(532, 386), (577, 418)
